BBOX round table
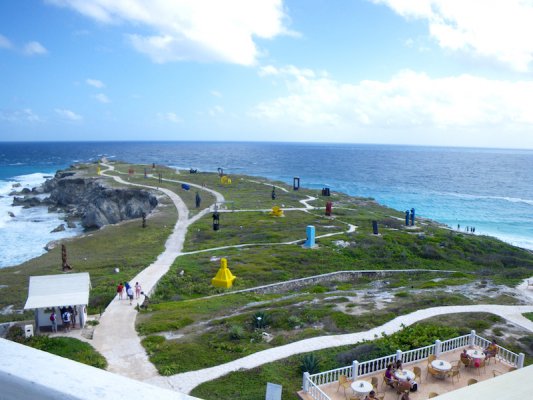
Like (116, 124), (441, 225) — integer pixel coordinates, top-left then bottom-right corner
(394, 369), (415, 381)
(432, 360), (452, 372)
(351, 380), (373, 399)
(467, 349), (485, 359)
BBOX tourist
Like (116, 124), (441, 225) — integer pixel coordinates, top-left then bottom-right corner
(460, 349), (471, 366)
(135, 282), (142, 299)
(395, 359), (403, 371)
(50, 309), (57, 333)
(385, 364), (396, 387)
(364, 390), (377, 400)
(127, 285), (134, 305)
(397, 378), (411, 395)
(484, 339), (498, 359)
(68, 306), (75, 328)
(117, 282), (124, 300)
(62, 308), (71, 332)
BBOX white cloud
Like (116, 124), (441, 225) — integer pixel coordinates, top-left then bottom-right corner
(0, 108), (42, 123)
(211, 90), (222, 97)
(55, 108), (83, 121)
(157, 112), (182, 123)
(0, 34), (13, 49)
(47, 0), (292, 65)
(93, 93), (110, 103)
(208, 105), (224, 117)
(23, 41), (48, 56)
(252, 65), (533, 136)
(86, 78), (105, 88)
(371, 0), (533, 71)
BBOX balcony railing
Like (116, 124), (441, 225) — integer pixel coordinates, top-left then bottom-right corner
(302, 330), (525, 400)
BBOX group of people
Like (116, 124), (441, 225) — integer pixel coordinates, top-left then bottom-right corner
(116, 281), (142, 305)
(49, 306), (77, 332)
(384, 360), (417, 400)
(460, 339), (498, 367)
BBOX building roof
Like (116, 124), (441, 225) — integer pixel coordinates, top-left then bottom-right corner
(24, 272), (91, 309)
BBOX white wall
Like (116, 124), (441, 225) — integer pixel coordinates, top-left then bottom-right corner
(0, 338), (201, 400)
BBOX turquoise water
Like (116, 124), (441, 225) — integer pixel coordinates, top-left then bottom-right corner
(0, 141), (531, 267)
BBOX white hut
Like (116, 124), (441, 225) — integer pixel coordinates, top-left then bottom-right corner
(24, 273), (91, 332)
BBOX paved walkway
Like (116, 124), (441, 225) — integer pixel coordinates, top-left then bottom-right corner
(91, 164), (221, 384)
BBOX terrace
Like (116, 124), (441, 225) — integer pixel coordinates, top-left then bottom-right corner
(298, 331), (524, 400)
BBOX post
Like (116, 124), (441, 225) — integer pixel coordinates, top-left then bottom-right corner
(302, 372), (310, 392)
(396, 349), (402, 361)
(405, 210), (410, 226)
(435, 340), (442, 357)
(518, 353), (525, 368)
(352, 360), (359, 380)
(372, 220), (378, 235)
(469, 330), (476, 348)
(410, 208), (415, 226)
(293, 177), (300, 191)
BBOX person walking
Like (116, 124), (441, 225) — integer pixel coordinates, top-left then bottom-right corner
(127, 285), (134, 305)
(117, 282), (124, 300)
(135, 282), (142, 299)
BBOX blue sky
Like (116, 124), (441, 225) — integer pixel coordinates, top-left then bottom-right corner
(1, 0), (533, 149)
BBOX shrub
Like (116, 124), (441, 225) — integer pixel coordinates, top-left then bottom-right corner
(229, 325), (245, 340)
(310, 285), (327, 293)
(287, 316), (302, 329)
(5, 325), (25, 343)
(251, 311), (271, 329)
(301, 353), (320, 374)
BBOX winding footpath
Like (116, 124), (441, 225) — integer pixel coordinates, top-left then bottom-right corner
(88, 164), (533, 395)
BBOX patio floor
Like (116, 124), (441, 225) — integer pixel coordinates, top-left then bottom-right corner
(298, 347), (516, 399)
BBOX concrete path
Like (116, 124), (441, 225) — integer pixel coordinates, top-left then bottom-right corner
(90, 164), (222, 384)
(165, 304), (533, 394)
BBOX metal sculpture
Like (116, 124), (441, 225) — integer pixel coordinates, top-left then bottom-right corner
(61, 244), (72, 272)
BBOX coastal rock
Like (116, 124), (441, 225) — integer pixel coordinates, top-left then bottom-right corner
(40, 168), (158, 230)
(51, 224), (66, 233)
(66, 220), (77, 229)
(12, 196), (42, 207)
(11, 183), (21, 188)
(7, 211), (15, 218)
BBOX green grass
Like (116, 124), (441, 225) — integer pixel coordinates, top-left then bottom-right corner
(0, 184), (177, 317)
(524, 312), (533, 322)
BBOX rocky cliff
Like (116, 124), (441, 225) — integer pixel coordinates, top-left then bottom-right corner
(12, 168), (158, 229)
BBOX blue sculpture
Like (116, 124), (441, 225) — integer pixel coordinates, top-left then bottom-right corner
(304, 225), (315, 248)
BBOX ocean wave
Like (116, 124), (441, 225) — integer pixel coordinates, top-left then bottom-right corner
(437, 191), (533, 206)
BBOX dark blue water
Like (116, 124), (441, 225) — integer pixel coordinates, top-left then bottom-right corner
(1, 141), (532, 267)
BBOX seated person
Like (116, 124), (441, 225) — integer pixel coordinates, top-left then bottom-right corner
(397, 379), (411, 395)
(364, 390), (377, 400)
(384, 364), (397, 387)
(460, 349), (472, 366)
(484, 340), (498, 358)
(395, 359), (403, 371)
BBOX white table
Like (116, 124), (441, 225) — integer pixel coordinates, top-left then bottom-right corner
(467, 349), (485, 360)
(432, 360), (452, 372)
(351, 380), (373, 399)
(394, 369), (415, 381)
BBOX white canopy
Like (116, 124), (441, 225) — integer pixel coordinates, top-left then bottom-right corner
(24, 272), (91, 310)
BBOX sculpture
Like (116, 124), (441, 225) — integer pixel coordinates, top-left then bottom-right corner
(61, 244), (72, 272)
(269, 206), (284, 217)
(195, 192), (201, 208)
(211, 258), (236, 288)
(271, 186), (276, 200)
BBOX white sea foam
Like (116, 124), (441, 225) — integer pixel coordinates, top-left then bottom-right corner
(438, 191), (533, 206)
(0, 173), (82, 268)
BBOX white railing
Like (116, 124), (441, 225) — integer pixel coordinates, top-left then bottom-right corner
(441, 334), (470, 353)
(310, 365), (353, 386)
(304, 331), (525, 400)
(402, 344), (434, 364)
(306, 379), (330, 400)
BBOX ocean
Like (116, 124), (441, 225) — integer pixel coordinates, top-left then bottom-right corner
(0, 141), (531, 268)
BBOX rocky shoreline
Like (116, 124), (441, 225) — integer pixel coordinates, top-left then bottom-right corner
(10, 166), (158, 232)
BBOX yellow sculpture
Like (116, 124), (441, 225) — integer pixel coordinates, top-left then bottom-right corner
(211, 258), (236, 288)
(220, 175), (232, 185)
(96, 166), (101, 175)
(269, 206), (284, 217)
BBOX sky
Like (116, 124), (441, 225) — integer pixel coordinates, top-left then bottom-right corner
(1, 0), (533, 149)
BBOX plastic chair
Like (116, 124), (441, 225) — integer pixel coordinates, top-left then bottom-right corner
(428, 393), (439, 399)
(467, 378), (478, 386)
(371, 376), (379, 390)
(337, 375), (352, 397)
(447, 366), (460, 384)
(474, 359), (486, 376)
(426, 365), (444, 380)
